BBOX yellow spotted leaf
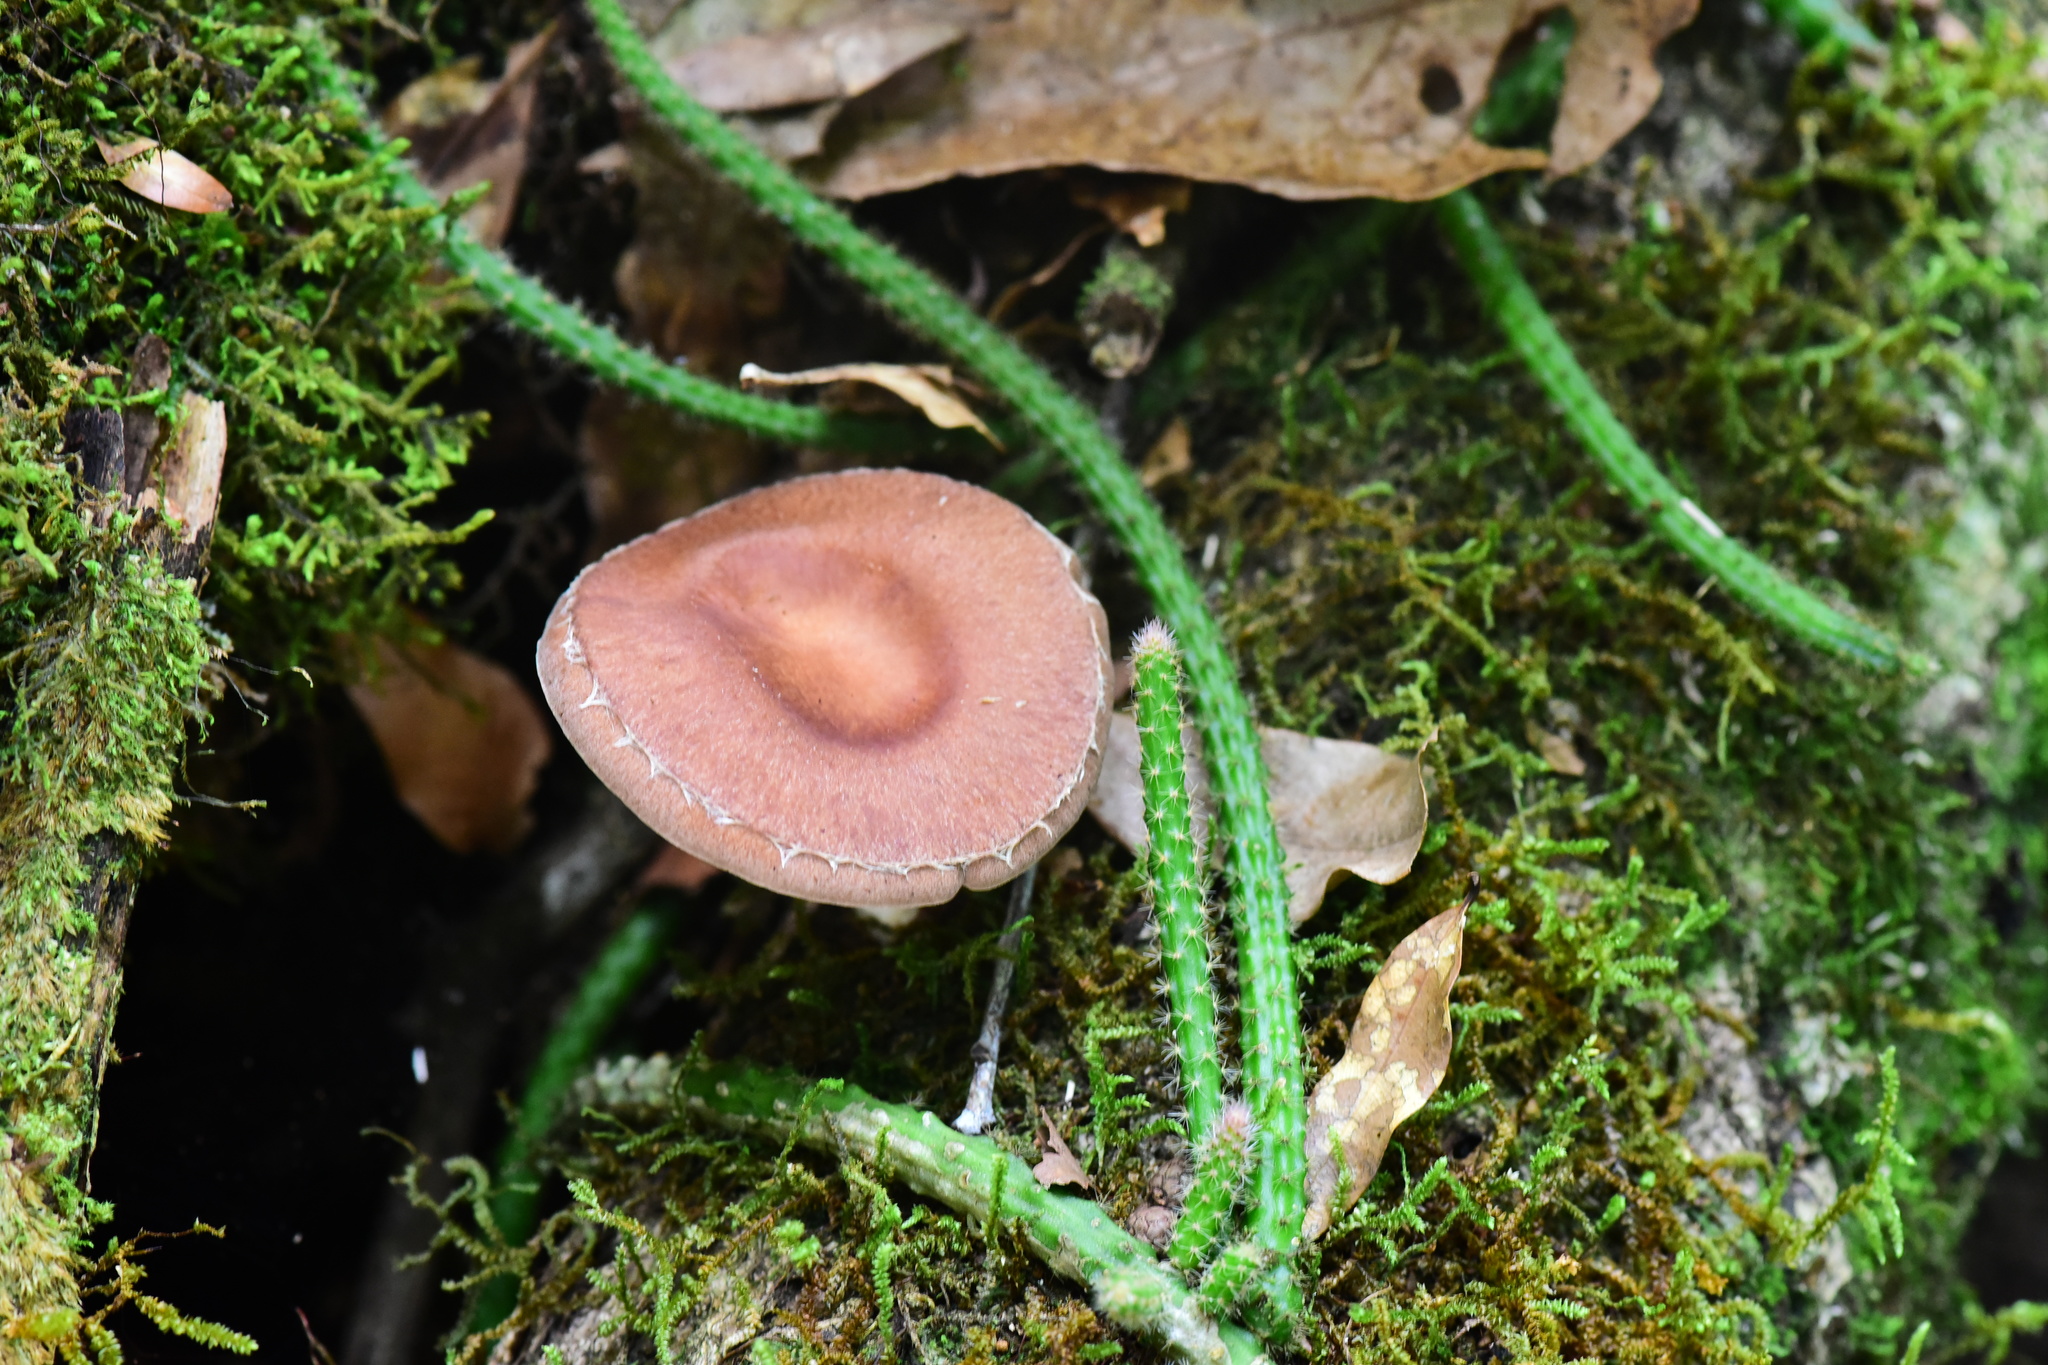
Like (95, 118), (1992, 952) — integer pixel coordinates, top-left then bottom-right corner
(1302, 902), (1467, 1240)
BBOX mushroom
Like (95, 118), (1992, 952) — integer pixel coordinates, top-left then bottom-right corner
(537, 468), (1112, 924)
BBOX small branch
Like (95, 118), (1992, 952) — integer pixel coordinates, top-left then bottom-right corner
(1434, 188), (1906, 671)
(953, 861), (1038, 1136)
(342, 785), (658, 1365)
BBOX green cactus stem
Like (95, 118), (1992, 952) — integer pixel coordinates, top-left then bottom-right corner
(1434, 188), (1906, 670)
(1196, 1240), (1269, 1319)
(1755, 0), (1884, 56)
(470, 900), (681, 1331)
(1130, 622), (1226, 1142)
(297, 23), (928, 456)
(650, 1061), (1271, 1365)
(1170, 1101), (1256, 1274)
(578, 0), (1307, 1326)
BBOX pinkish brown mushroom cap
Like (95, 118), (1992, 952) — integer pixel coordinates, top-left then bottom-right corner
(537, 468), (1112, 916)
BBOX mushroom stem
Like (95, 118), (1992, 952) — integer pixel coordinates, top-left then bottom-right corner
(953, 860), (1039, 1136)
(576, 2), (1307, 1331)
(1130, 624), (1225, 1143)
(648, 1060), (1271, 1365)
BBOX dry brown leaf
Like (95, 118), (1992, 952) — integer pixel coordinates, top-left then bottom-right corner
(1139, 417), (1193, 488)
(1265, 726), (1434, 919)
(662, 12), (969, 111)
(96, 139), (233, 214)
(1525, 719), (1587, 776)
(739, 362), (1001, 446)
(579, 392), (767, 553)
(384, 24), (554, 247)
(1068, 175), (1193, 246)
(345, 635), (554, 855)
(640, 0), (1693, 199)
(576, 124), (804, 551)
(1302, 902), (1467, 1240)
(1088, 713), (1429, 923)
(1031, 1113), (1093, 1190)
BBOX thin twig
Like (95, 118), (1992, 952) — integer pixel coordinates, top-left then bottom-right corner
(953, 862), (1038, 1135)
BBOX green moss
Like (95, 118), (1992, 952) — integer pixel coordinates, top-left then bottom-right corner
(1, 0), (491, 1349)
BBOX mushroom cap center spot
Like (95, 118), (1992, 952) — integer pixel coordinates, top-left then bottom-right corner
(698, 535), (955, 745)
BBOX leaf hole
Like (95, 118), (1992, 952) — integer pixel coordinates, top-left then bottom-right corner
(1420, 65), (1464, 115)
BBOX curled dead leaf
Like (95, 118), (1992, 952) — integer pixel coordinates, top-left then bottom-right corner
(1068, 175), (1193, 247)
(1089, 714), (1429, 923)
(345, 635), (554, 855)
(1302, 902), (1467, 1240)
(1139, 417), (1193, 489)
(96, 138), (233, 214)
(1031, 1113), (1093, 1190)
(739, 362), (1001, 446)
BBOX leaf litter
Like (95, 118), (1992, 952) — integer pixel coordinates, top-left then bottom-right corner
(1301, 900), (1467, 1240)
(96, 138), (233, 214)
(635, 0), (1698, 200)
(1031, 1112), (1094, 1190)
(738, 361), (1001, 444)
(344, 634), (554, 856)
(382, 22), (555, 247)
(1088, 712), (1430, 923)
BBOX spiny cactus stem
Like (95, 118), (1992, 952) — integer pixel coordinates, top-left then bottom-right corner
(1131, 623), (1226, 1142)
(297, 23), (927, 456)
(1170, 1102), (1255, 1274)
(667, 1062), (1269, 1365)
(579, 0), (1307, 1327)
(1434, 188), (1904, 670)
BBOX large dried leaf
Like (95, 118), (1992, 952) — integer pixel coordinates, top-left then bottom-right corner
(1088, 713), (1428, 923)
(96, 139), (233, 214)
(575, 122), (804, 551)
(641, 0), (1696, 200)
(664, 10), (969, 111)
(346, 636), (554, 855)
(738, 362), (999, 444)
(1302, 902), (1466, 1240)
